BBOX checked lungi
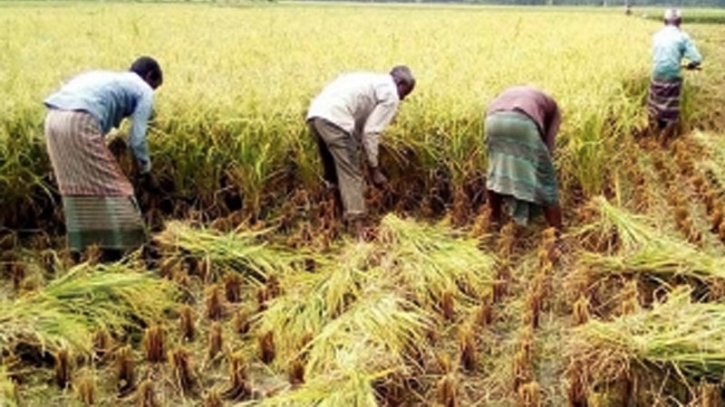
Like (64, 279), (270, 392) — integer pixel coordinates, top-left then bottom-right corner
(44, 109), (146, 252)
(648, 76), (683, 127)
(485, 111), (559, 226)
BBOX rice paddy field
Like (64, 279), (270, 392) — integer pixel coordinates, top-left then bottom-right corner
(4, 1), (725, 406)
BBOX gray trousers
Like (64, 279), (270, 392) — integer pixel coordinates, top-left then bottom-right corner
(308, 118), (365, 219)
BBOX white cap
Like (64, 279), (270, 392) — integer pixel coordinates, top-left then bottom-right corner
(664, 8), (682, 21)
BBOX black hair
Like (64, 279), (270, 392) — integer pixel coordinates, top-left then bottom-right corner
(130, 56), (163, 84)
(390, 65), (416, 89)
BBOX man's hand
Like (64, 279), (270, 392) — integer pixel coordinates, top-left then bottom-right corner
(139, 172), (160, 194)
(685, 62), (702, 71)
(369, 167), (388, 188)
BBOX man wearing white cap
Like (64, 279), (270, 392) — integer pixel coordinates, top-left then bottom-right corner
(648, 8), (702, 141)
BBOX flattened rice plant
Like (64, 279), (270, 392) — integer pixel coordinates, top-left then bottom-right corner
(574, 196), (660, 253)
(0, 263), (176, 353)
(571, 286), (725, 387)
(378, 214), (496, 311)
(154, 221), (297, 282)
(574, 197), (725, 282)
(260, 242), (376, 362)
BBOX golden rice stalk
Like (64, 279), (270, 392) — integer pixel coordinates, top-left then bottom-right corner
(233, 309), (251, 336)
(437, 373), (458, 407)
(458, 325), (477, 371)
(0, 263), (176, 354)
(208, 323), (224, 360)
(171, 347), (197, 396)
(571, 286), (725, 388)
(224, 273), (242, 303)
(566, 360), (587, 407)
(75, 374), (96, 406)
(574, 196), (660, 253)
(471, 206), (493, 238)
(378, 214), (496, 311)
(137, 379), (159, 407)
(573, 296), (590, 326)
(55, 346), (71, 389)
(143, 325), (165, 363)
(179, 305), (196, 341)
(153, 221), (297, 282)
(224, 352), (251, 401)
(206, 284), (225, 321)
(518, 381), (542, 407)
(116, 345), (136, 396)
(93, 328), (111, 360)
(497, 223), (517, 258)
(0, 367), (18, 407)
(288, 358), (306, 386)
(700, 383), (722, 407)
(259, 331), (276, 365)
(203, 390), (223, 407)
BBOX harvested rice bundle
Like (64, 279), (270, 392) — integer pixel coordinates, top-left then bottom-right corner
(304, 291), (431, 376)
(154, 221), (297, 282)
(582, 242), (725, 281)
(0, 262), (175, 353)
(259, 243), (375, 362)
(378, 214), (496, 311)
(571, 286), (725, 388)
(574, 196), (660, 253)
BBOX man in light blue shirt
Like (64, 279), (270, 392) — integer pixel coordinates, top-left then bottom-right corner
(43, 56), (163, 260)
(45, 58), (162, 177)
(648, 9), (702, 141)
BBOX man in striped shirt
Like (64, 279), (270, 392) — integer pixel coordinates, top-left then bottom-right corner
(307, 66), (415, 239)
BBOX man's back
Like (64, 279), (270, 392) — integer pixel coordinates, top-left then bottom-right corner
(307, 72), (398, 136)
(45, 71), (153, 134)
(652, 25), (701, 79)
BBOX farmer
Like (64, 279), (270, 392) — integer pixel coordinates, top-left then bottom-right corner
(306, 66), (416, 239)
(648, 8), (702, 141)
(43, 56), (163, 260)
(484, 86), (562, 230)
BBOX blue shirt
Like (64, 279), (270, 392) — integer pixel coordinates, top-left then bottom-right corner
(652, 25), (702, 80)
(44, 71), (155, 173)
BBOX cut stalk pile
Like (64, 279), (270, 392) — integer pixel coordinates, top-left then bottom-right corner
(154, 221), (297, 282)
(571, 286), (725, 386)
(254, 214), (496, 404)
(0, 263), (176, 353)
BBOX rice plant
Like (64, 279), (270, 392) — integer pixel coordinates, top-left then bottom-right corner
(571, 286), (725, 387)
(154, 221), (297, 282)
(0, 262), (176, 353)
(378, 214), (497, 311)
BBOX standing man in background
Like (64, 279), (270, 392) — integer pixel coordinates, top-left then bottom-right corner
(307, 66), (416, 239)
(648, 8), (702, 142)
(43, 56), (163, 260)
